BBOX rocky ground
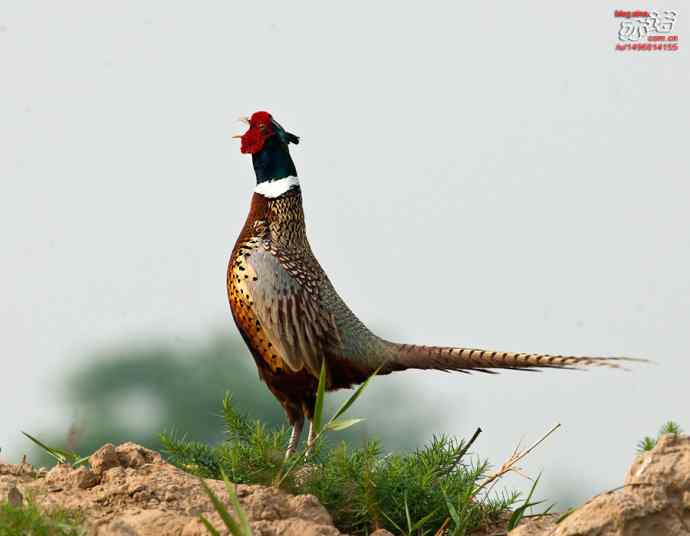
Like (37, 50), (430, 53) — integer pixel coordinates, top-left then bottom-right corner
(0, 442), (339, 536)
(514, 433), (690, 535)
(1, 435), (689, 535)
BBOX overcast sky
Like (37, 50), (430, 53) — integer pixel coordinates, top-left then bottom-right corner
(1, 0), (688, 506)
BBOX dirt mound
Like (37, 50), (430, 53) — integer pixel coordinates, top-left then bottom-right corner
(1, 442), (341, 535)
(3, 435), (689, 535)
(511, 433), (690, 535)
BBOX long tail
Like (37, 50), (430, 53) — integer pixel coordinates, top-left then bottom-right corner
(386, 343), (645, 374)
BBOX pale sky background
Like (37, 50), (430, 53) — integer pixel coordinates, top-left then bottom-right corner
(1, 0), (688, 507)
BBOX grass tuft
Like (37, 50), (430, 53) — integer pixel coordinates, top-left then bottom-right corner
(162, 395), (524, 535)
(636, 421), (684, 453)
(0, 500), (85, 536)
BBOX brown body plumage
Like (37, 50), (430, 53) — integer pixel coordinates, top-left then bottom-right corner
(228, 190), (372, 428)
(227, 186), (634, 456)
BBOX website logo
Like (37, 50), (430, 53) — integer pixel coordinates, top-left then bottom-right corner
(615, 10), (679, 52)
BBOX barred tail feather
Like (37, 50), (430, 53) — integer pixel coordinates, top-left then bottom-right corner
(388, 343), (645, 374)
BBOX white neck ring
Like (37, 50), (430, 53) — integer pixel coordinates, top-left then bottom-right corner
(254, 176), (300, 198)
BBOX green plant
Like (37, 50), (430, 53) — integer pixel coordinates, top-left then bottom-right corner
(194, 361), (373, 535)
(0, 499), (85, 536)
(505, 472), (554, 531)
(164, 361), (374, 488)
(21, 432), (89, 467)
(636, 436), (657, 453)
(199, 470), (252, 536)
(660, 421), (683, 436)
(165, 364), (564, 535)
(164, 399), (525, 534)
(636, 421), (684, 453)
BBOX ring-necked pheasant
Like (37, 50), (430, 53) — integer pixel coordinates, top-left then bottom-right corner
(227, 111), (639, 458)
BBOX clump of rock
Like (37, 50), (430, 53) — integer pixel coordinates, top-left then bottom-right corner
(1, 442), (340, 536)
(512, 433), (690, 536)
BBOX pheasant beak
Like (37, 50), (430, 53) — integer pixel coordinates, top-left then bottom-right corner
(233, 116), (251, 139)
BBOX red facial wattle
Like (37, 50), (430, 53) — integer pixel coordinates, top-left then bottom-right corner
(240, 127), (267, 154)
(240, 111), (275, 154)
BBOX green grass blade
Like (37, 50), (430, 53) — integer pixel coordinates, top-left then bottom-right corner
(274, 457), (299, 487)
(404, 491), (413, 534)
(507, 472), (542, 530)
(21, 431), (89, 466)
(199, 515), (222, 536)
(22, 431), (68, 464)
(508, 500), (544, 528)
(221, 470), (252, 535)
(409, 508), (439, 532)
(73, 455), (90, 467)
(380, 510), (404, 534)
(323, 418), (365, 432)
(312, 360), (328, 434)
(199, 478), (242, 534)
(46, 446), (80, 461)
(329, 365), (382, 424)
(556, 507), (576, 523)
(441, 487), (460, 527)
(541, 502), (556, 515)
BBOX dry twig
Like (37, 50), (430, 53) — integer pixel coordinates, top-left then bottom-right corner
(474, 423), (561, 497)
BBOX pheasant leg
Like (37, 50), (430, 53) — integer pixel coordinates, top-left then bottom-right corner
(305, 420), (317, 456)
(284, 416), (304, 460)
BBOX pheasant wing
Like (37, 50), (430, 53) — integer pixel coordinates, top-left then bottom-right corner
(242, 247), (342, 377)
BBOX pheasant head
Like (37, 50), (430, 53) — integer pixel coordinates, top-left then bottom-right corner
(235, 111), (300, 187)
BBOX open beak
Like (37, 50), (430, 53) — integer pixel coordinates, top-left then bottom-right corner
(233, 116), (250, 139)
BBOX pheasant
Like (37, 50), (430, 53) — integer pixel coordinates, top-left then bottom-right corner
(227, 111), (638, 458)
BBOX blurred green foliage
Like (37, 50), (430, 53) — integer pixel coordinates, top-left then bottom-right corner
(0, 500), (85, 536)
(30, 334), (446, 465)
(61, 335), (281, 453)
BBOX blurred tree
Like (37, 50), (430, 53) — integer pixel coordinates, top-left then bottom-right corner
(59, 335), (282, 455)
(30, 334), (447, 464)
